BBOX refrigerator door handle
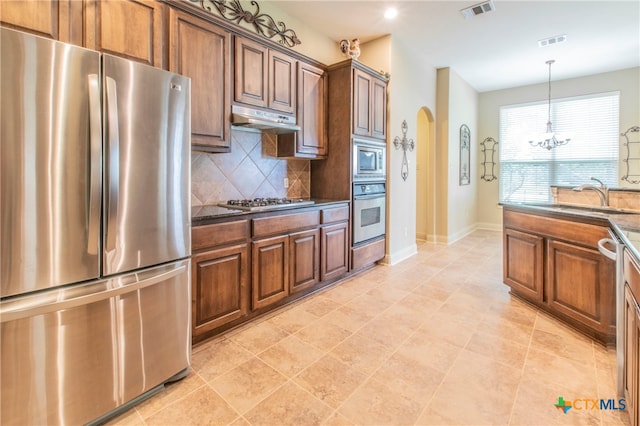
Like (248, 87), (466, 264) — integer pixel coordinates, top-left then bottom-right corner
(87, 74), (102, 255)
(105, 76), (119, 252)
(0, 264), (187, 323)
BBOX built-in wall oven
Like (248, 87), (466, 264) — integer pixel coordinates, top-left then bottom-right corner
(353, 139), (386, 182)
(353, 182), (386, 244)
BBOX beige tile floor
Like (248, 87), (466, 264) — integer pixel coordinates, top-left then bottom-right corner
(109, 230), (630, 426)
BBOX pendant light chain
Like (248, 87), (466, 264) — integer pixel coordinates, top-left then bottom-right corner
(529, 59), (570, 150)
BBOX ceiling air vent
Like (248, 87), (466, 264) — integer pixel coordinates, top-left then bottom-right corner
(538, 34), (568, 47)
(460, 0), (495, 19)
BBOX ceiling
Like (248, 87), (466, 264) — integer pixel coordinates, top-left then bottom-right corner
(271, 0), (640, 92)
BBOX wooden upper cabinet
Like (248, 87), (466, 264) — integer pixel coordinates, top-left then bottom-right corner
(352, 68), (372, 137)
(234, 36), (268, 108)
(352, 67), (387, 140)
(372, 78), (387, 139)
(269, 50), (296, 114)
(169, 8), (231, 152)
(85, 0), (164, 68)
(296, 62), (327, 157)
(0, 0), (83, 44)
(234, 36), (296, 114)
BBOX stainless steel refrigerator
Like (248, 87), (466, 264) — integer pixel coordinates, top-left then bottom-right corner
(0, 27), (192, 425)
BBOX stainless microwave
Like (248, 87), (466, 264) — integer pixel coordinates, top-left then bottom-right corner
(353, 139), (386, 182)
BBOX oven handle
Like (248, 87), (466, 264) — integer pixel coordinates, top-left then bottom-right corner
(597, 238), (617, 261)
(354, 193), (386, 200)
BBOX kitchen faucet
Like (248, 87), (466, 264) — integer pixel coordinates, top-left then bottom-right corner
(572, 177), (609, 206)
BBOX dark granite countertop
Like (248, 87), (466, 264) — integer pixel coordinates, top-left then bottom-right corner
(610, 215), (640, 262)
(192, 199), (350, 225)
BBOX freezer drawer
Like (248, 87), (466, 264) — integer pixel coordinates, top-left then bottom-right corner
(0, 259), (191, 426)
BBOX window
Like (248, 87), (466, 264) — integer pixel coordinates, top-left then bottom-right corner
(499, 92), (619, 203)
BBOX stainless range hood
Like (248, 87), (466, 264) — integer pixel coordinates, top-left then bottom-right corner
(231, 104), (300, 134)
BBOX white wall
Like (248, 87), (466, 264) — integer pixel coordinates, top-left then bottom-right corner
(258, 2), (342, 64)
(477, 67), (640, 227)
(447, 70), (479, 240)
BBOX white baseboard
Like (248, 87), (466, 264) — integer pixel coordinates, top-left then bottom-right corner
(381, 243), (418, 266)
(475, 222), (502, 232)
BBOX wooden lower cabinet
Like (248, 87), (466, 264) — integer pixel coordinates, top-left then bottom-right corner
(321, 222), (348, 281)
(547, 239), (614, 335)
(191, 243), (248, 336)
(252, 235), (289, 310)
(624, 250), (640, 426)
(289, 229), (320, 294)
(502, 207), (615, 344)
(503, 228), (544, 303)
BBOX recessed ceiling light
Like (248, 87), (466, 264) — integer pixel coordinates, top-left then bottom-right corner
(384, 7), (398, 20)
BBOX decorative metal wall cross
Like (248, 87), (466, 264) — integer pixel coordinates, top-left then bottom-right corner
(393, 120), (415, 181)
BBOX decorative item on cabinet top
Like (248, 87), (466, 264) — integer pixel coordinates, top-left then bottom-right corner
(393, 120), (415, 182)
(621, 125), (640, 184)
(459, 124), (471, 186)
(339, 38), (360, 60)
(480, 136), (498, 182)
(192, 0), (301, 47)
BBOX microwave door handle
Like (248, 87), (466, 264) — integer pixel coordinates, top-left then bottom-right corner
(105, 76), (119, 252)
(87, 74), (102, 255)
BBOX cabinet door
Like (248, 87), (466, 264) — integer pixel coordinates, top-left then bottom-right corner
(321, 222), (348, 281)
(1, 0), (82, 44)
(352, 68), (372, 136)
(85, 0), (164, 67)
(252, 235), (289, 310)
(169, 9), (231, 152)
(269, 50), (296, 114)
(289, 229), (320, 294)
(297, 62), (327, 158)
(546, 239), (614, 334)
(503, 228), (544, 302)
(625, 285), (639, 426)
(371, 78), (387, 139)
(634, 305), (640, 426)
(192, 243), (248, 337)
(235, 36), (268, 108)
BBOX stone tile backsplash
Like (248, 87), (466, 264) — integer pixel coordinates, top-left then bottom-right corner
(552, 186), (640, 211)
(191, 130), (310, 207)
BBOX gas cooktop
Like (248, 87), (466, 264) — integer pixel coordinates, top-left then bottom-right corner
(217, 198), (315, 212)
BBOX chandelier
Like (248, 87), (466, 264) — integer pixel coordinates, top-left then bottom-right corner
(529, 59), (571, 150)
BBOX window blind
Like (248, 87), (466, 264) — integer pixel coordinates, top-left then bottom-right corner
(499, 91), (619, 203)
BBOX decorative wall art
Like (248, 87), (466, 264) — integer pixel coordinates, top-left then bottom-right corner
(621, 125), (640, 184)
(393, 120), (415, 181)
(195, 0), (302, 47)
(459, 124), (470, 185)
(480, 136), (499, 182)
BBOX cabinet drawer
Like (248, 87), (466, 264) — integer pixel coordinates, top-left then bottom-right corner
(503, 210), (608, 248)
(252, 210), (319, 238)
(321, 205), (349, 224)
(192, 220), (249, 251)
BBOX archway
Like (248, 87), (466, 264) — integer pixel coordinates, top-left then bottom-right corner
(415, 107), (436, 242)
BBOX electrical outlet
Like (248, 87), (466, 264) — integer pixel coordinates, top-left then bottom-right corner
(403, 227), (408, 237)
(284, 178), (289, 188)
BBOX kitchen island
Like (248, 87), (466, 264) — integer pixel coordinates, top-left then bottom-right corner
(502, 202), (640, 345)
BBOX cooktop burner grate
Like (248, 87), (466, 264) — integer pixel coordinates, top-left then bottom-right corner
(217, 198), (315, 211)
